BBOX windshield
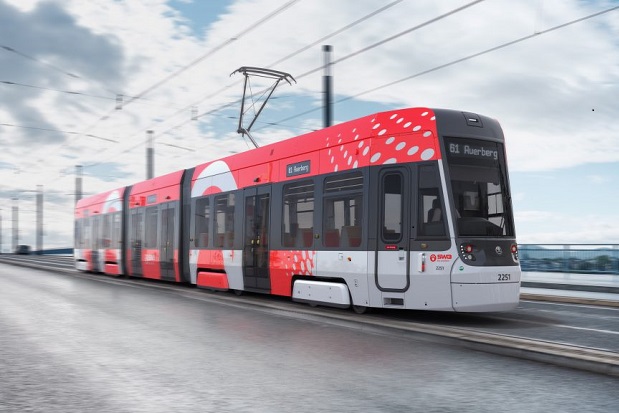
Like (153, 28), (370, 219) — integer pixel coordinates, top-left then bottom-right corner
(444, 138), (515, 237)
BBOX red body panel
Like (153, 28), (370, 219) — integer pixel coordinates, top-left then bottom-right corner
(196, 250), (226, 271)
(128, 170), (184, 208)
(191, 108), (440, 192)
(142, 249), (161, 279)
(197, 271), (229, 290)
(75, 187), (126, 219)
(174, 250), (180, 282)
(75, 187), (126, 275)
(269, 250), (316, 297)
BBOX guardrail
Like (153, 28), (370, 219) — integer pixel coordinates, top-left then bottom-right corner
(35, 248), (73, 255)
(520, 244), (619, 275)
(0, 247), (73, 255)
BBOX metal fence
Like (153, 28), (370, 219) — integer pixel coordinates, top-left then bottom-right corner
(519, 244), (619, 275)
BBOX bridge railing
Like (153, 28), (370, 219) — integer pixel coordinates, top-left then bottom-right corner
(519, 244), (619, 275)
(10, 245), (619, 275)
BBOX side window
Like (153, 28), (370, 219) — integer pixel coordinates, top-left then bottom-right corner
(102, 214), (112, 248)
(381, 172), (403, 242)
(74, 219), (80, 248)
(282, 180), (314, 248)
(131, 209), (144, 249)
(323, 172), (363, 248)
(418, 165), (447, 238)
(113, 212), (121, 249)
(214, 194), (235, 248)
(75, 218), (83, 248)
(144, 206), (158, 248)
(92, 216), (100, 249)
(194, 197), (210, 248)
(84, 217), (91, 249)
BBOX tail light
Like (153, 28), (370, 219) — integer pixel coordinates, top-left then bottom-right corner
(511, 244), (519, 261)
(460, 244), (476, 261)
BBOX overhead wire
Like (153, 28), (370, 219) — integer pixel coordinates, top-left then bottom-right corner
(127, 0), (485, 149)
(1, 44), (80, 80)
(37, 2), (619, 184)
(1, 80), (116, 101)
(154, 0), (486, 136)
(30, 0), (305, 185)
(256, 4), (619, 131)
(0, 80), (191, 110)
(119, 0), (303, 110)
(294, 0), (486, 80)
(105, 0), (405, 154)
(84, 0), (417, 166)
(0, 122), (118, 143)
(1, 44), (130, 98)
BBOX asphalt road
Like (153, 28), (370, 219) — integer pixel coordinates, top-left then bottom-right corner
(1, 263), (618, 413)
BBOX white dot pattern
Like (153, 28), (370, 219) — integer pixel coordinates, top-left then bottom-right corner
(320, 108), (439, 173)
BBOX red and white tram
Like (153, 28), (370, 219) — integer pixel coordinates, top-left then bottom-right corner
(75, 107), (520, 312)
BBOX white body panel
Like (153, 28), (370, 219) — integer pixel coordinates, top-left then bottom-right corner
(223, 249), (244, 290)
(292, 280), (351, 308)
(376, 249), (407, 290)
(314, 250), (370, 308)
(368, 249), (455, 310)
(451, 257), (521, 284)
(314, 251), (373, 306)
(75, 249), (88, 271)
(188, 250), (198, 284)
(188, 249), (244, 289)
(451, 282), (520, 312)
(407, 272), (453, 310)
(450, 257), (521, 312)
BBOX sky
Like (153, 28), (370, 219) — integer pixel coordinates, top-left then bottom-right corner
(0, 0), (618, 250)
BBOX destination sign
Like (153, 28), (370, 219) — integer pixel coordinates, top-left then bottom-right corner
(286, 160), (311, 177)
(447, 142), (498, 160)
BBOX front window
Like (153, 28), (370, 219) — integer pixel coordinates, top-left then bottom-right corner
(444, 138), (514, 237)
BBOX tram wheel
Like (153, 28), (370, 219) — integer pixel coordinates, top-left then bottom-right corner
(352, 305), (369, 314)
(233, 289), (243, 296)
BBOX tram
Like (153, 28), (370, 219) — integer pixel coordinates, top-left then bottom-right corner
(75, 107), (521, 312)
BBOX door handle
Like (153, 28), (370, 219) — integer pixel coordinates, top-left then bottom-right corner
(398, 248), (405, 261)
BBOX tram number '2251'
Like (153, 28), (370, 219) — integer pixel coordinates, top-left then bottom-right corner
(498, 273), (511, 281)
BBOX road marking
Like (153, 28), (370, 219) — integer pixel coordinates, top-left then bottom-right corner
(521, 299), (619, 311)
(551, 324), (619, 336)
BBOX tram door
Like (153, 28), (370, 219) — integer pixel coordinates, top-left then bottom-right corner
(131, 209), (144, 276)
(243, 186), (271, 291)
(376, 168), (411, 291)
(160, 203), (176, 281)
(91, 215), (102, 272)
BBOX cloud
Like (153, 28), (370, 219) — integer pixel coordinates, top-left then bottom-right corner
(0, 1), (125, 147)
(586, 174), (610, 185)
(1, 0), (618, 247)
(515, 209), (619, 244)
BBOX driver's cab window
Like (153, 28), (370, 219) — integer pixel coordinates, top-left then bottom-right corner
(418, 165), (447, 238)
